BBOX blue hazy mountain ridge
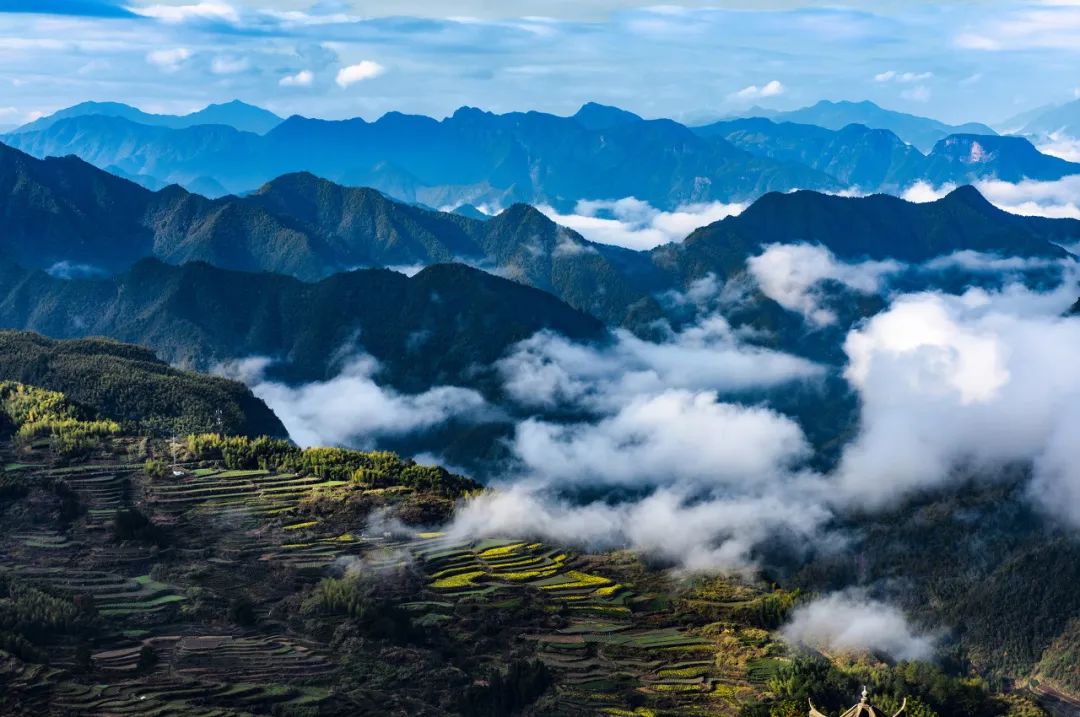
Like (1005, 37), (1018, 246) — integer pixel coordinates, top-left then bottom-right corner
(1014, 99), (1080, 138)
(754, 99), (999, 151)
(697, 117), (1080, 191)
(5, 100), (1072, 212)
(1, 104), (843, 206)
(11, 99), (284, 135)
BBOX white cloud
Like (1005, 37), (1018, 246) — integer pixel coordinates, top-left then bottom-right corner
(834, 279), (1080, 521)
(977, 176), (1080, 219)
(453, 239), (1080, 572)
(210, 55), (249, 75)
(875, 70), (933, 84)
(510, 390), (810, 489)
(279, 69), (314, 87)
(538, 197), (747, 251)
(902, 177), (1080, 220)
(732, 80), (785, 101)
(335, 60), (386, 88)
(1037, 132), (1080, 163)
(216, 355), (490, 449)
(782, 591), (936, 661)
(901, 85), (932, 103)
(444, 305), (829, 571)
(46, 261), (108, 280)
(924, 250), (1060, 274)
(747, 243), (904, 326)
(901, 180), (951, 203)
(450, 482), (832, 573)
(952, 4), (1080, 52)
(497, 318), (821, 413)
(146, 47), (192, 71)
(130, 2), (240, 24)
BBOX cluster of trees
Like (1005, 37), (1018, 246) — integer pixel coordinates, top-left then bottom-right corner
(1035, 617), (1080, 693)
(185, 433), (480, 497)
(790, 480), (1080, 686)
(112, 507), (168, 547)
(302, 575), (419, 643)
(0, 381), (120, 457)
(0, 575), (97, 663)
(458, 659), (553, 717)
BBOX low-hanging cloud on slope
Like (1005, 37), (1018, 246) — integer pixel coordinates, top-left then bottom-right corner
(214, 231), (1080, 579)
(497, 316), (821, 412)
(833, 276), (1080, 521)
(216, 355), (491, 448)
(781, 590), (936, 661)
(747, 243), (903, 325)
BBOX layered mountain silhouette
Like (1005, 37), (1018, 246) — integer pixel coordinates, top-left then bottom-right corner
(658, 185), (1075, 284)
(0, 142), (660, 325)
(6, 100), (1069, 212)
(1011, 99), (1080, 139)
(2, 139), (1076, 333)
(751, 100), (998, 151)
(1, 105), (841, 205)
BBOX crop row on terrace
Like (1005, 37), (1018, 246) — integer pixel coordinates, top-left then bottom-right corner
(1, 566), (186, 619)
(408, 536), (777, 716)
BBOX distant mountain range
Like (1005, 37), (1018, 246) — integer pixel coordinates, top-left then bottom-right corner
(697, 118), (1080, 191)
(1008, 99), (1080, 141)
(1, 104), (839, 207)
(747, 100), (998, 152)
(660, 185), (1073, 283)
(5, 99), (1071, 211)
(11, 99), (283, 135)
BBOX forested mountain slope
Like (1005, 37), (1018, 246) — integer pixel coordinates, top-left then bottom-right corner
(0, 332), (285, 437)
(0, 260), (604, 388)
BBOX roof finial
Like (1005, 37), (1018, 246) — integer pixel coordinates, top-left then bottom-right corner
(860, 686), (869, 704)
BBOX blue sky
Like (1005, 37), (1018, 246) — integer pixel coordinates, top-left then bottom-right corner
(0, 0), (1077, 128)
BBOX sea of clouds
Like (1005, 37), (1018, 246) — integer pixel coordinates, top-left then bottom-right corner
(221, 175), (1080, 661)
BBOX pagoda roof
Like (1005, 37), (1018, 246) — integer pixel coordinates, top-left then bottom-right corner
(810, 688), (907, 717)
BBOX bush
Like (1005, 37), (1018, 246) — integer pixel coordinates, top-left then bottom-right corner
(144, 459), (167, 480)
(112, 508), (168, 547)
(186, 433), (479, 497)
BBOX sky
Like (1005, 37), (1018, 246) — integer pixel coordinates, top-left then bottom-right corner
(0, 0), (1077, 128)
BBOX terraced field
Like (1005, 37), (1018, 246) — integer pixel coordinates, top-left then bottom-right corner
(146, 468), (348, 524)
(1, 567), (186, 618)
(0, 434), (796, 716)
(411, 536), (783, 716)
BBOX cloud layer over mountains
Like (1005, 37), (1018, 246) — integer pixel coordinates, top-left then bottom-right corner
(451, 260), (1080, 572)
(533, 173), (1080, 252)
(226, 232), (1080, 580)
